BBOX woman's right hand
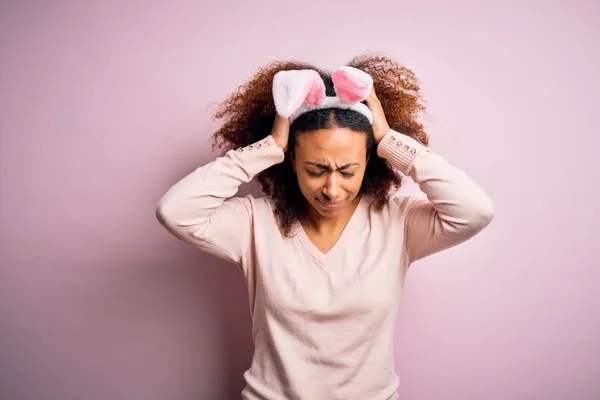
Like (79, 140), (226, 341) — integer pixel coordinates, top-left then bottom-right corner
(270, 114), (290, 152)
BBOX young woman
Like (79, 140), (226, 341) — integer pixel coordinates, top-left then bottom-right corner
(156, 54), (494, 400)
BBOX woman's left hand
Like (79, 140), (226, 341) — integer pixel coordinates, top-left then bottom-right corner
(365, 87), (391, 144)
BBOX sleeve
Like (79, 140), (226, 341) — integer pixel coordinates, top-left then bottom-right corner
(377, 129), (495, 263)
(155, 135), (285, 267)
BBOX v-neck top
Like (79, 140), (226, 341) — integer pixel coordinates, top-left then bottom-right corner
(157, 130), (494, 400)
(295, 195), (366, 266)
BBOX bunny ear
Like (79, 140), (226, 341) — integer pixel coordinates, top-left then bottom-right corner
(272, 70), (325, 118)
(332, 66), (373, 104)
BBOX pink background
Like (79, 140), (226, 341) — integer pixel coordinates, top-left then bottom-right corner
(1, 1), (599, 399)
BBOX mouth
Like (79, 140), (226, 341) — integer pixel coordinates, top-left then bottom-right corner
(316, 199), (344, 210)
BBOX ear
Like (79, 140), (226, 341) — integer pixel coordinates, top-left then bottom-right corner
(332, 66), (373, 104)
(272, 70), (325, 118)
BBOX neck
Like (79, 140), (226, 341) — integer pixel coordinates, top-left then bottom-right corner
(302, 195), (362, 234)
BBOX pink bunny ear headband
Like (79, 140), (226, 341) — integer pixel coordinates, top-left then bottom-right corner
(272, 66), (374, 124)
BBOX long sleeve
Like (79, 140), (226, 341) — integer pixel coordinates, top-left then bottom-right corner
(156, 135), (284, 266)
(377, 129), (494, 263)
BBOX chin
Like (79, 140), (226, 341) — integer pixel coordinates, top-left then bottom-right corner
(316, 207), (341, 217)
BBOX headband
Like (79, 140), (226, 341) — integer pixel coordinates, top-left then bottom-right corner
(272, 66), (374, 124)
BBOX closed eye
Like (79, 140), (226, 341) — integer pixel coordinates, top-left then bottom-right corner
(304, 161), (359, 178)
(307, 171), (325, 177)
(307, 170), (355, 178)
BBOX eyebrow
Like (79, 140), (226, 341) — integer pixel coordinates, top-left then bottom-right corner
(304, 162), (359, 170)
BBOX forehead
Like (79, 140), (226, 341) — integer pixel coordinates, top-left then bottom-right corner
(295, 128), (367, 161)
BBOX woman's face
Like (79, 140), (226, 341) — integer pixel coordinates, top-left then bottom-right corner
(292, 127), (368, 218)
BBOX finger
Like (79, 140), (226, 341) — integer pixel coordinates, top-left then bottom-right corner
(371, 87), (380, 103)
(365, 88), (377, 105)
(366, 91), (380, 110)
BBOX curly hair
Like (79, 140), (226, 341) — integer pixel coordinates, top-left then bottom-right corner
(211, 53), (429, 236)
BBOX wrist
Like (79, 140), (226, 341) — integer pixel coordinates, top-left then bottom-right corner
(270, 134), (288, 152)
(374, 126), (392, 145)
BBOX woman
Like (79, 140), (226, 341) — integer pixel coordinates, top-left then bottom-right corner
(156, 54), (494, 400)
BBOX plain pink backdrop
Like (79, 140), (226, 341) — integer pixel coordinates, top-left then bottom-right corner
(1, 1), (598, 399)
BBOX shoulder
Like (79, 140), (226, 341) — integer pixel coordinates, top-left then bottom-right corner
(234, 195), (279, 227)
(248, 195), (276, 214)
(363, 193), (428, 224)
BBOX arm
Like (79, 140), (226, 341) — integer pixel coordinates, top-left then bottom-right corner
(156, 135), (284, 266)
(377, 129), (494, 262)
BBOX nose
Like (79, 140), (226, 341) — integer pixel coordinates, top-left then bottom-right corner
(322, 175), (342, 200)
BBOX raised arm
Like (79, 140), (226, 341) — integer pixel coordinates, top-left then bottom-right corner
(156, 134), (284, 266)
(377, 129), (494, 262)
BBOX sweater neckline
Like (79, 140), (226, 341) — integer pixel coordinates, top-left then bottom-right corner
(296, 195), (366, 266)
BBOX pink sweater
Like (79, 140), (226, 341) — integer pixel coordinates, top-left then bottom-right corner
(156, 129), (494, 400)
